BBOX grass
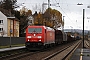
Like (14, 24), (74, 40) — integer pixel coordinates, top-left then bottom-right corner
(0, 44), (25, 49)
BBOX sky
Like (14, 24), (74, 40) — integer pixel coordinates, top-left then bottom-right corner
(17, 0), (90, 30)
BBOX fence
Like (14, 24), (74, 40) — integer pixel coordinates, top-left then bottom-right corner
(0, 37), (25, 46)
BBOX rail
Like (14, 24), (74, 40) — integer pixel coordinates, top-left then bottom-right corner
(42, 40), (81, 60)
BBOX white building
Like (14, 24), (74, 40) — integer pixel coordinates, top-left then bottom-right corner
(0, 11), (7, 37)
(0, 10), (19, 37)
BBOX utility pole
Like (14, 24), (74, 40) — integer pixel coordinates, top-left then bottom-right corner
(48, 0), (50, 20)
(48, 0), (50, 8)
(83, 9), (85, 48)
(63, 16), (65, 41)
(63, 16), (65, 30)
(42, 0), (50, 15)
(42, 3), (44, 14)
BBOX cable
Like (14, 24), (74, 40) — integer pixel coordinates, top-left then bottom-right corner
(52, 0), (79, 32)
(55, 0), (81, 30)
(64, 0), (79, 27)
(53, 1), (75, 25)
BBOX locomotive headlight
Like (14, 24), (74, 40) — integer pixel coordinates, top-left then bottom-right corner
(28, 39), (29, 41)
(38, 36), (42, 38)
(27, 36), (31, 38)
(39, 40), (41, 41)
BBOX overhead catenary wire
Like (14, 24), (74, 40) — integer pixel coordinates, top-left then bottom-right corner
(55, 1), (75, 24)
(65, 0), (79, 26)
(52, 0), (78, 33)
(18, 0), (80, 26)
(55, 0), (81, 29)
(52, 0), (81, 33)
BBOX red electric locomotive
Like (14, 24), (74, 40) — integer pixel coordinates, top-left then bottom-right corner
(25, 26), (55, 50)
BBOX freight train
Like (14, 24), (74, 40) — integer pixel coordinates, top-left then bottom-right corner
(25, 26), (75, 50)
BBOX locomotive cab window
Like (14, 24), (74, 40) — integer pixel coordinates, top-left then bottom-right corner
(28, 28), (42, 33)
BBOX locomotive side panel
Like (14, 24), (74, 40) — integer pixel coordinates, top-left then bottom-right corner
(44, 27), (55, 45)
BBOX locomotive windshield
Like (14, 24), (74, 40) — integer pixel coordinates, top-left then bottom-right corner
(28, 28), (42, 33)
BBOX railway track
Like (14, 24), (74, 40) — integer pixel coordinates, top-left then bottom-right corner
(0, 40), (81, 60)
(43, 40), (81, 60)
(0, 48), (29, 60)
(4, 51), (40, 60)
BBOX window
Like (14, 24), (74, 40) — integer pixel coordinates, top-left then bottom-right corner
(28, 20), (33, 24)
(0, 28), (3, 32)
(16, 22), (19, 25)
(11, 21), (13, 24)
(28, 28), (42, 33)
(0, 20), (3, 24)
(30, 20), (32, 23)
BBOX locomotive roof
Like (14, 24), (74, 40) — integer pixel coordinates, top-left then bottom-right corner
(28, 26), (54, 31)
(46, 27), (54, 31)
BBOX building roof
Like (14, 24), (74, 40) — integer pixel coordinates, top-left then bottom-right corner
(0, 8), (14, 17)
(0, 8), (19, 21)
